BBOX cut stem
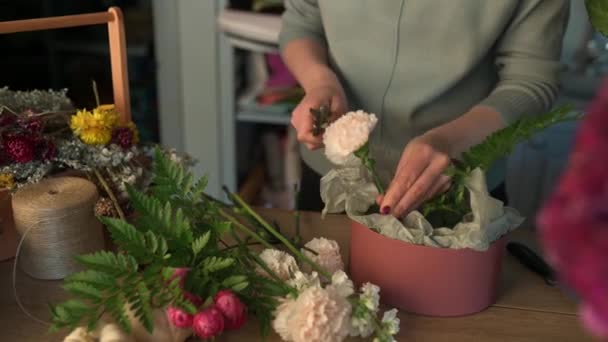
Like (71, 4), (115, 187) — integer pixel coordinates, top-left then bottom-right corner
(218, 209), (275, 250)
(223, 187), (332, 279)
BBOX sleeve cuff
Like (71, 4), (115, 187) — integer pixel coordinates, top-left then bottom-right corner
(278, 27), (326, 52)
(478, 88), (548, 124)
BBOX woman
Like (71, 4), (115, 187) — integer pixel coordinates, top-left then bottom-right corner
(279, 0), (569, 216)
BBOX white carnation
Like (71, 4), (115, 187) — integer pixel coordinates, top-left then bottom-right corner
(302, 238), (344, 276)
(323, 110), (378, 165)
(288, 271), (321, 291)
(256, 249), (299, 281)
(329, 270), (354, 298)
(360, 282), (380, 312)
(273, 285), (352, 342)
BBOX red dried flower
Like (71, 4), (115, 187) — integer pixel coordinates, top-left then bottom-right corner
(111, 127), (135, 148)
(22, 118), (43, 134)
(538, 77), (608, 338)
(35, 139), (56, 160)
(0, 114), (16, 127)
(2, 134), (35, 163)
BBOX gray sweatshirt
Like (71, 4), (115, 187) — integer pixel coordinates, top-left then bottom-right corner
(279, 0), (569, 189)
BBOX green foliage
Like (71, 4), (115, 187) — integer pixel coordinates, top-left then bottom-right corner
(50, 146), (291, 337)
(49, 250), (184, 334)
(422, 106), (581, 226)
(586, 0), (608, 37)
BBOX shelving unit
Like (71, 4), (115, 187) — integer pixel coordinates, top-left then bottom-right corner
(217, 8), (297, 205)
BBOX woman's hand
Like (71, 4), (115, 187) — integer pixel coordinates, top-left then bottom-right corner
(378, 133), (453, 217)
(291, 83), (347, 150)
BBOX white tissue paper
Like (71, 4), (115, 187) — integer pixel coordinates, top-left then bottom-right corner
(321, 162), (524, 251)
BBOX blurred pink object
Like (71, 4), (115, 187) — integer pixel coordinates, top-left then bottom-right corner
(538, 77), (608, 339)
(349, 221), (506, 317)
(265, 53), (298, 89)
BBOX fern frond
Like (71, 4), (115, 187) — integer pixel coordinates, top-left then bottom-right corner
(202, 256), (235, 273)
(100, 216), (169, 263)
(75, 251), (138, 276)
(127, 186), (194, 249)
(65, 270), (116, 288)
(107, 293), (132, 333)
(192, 231), (211, 256)
(63, 282), (103, 302)
(460, 106), (579, 171)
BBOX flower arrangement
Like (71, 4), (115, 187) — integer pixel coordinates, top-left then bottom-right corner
(51, 150), (400, 342)
(320, 107), (580, 248)
(0, 86), (193, 219)
(537, 78), (608, 338)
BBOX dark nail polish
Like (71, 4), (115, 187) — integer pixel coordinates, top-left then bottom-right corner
(381, 206), (391, 215)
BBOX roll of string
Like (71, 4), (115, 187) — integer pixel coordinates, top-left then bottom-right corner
(12, 177), (104, 326)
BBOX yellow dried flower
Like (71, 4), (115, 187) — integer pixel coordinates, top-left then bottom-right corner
(0, 173), (15, 190)
(126, 121), (140, 145)
(70, 106), (119, 145)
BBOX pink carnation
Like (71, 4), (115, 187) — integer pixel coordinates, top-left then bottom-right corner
(214, 290), (247, 330)
(193, 307), (225, 339)
(167, 306), (194, 328)
(537, 77), (608, 339)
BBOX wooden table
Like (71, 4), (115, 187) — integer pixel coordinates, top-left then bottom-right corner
(0, 209), (596, 341)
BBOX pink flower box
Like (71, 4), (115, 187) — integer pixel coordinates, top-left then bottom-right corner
(349, 220), (507, 316)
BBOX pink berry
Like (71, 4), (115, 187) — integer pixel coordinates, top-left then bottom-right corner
(167, 306), (194, 328)
(214, 290), (247, 330)
(192, 307), (225, 339)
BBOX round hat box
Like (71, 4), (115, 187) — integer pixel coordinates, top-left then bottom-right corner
(349, 220), (507, 316)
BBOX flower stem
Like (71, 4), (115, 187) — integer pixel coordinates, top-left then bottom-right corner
(218, 209), (275, 250)
(223, 187), (332, 279)
(355, 143), (385, 194)
(93, 169), (126, 220)
(92, 80), (100, 107)
(293, 183), (301, 245)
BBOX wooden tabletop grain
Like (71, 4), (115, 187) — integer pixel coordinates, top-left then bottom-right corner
(0, 208), (596, 342)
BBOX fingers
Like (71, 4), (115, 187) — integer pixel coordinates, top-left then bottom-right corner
(380, 145), (434, 215)
(291, 90), (347, 150)
(393, 155), (449, 217)
(383, 150), (451, 217)
(408, 175), (451, 212)
(291, 102), (323, 150)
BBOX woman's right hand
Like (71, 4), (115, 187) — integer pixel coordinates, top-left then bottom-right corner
(291, 81), (348, 150)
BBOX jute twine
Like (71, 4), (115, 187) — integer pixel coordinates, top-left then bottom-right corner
(12, 176), (104, 280)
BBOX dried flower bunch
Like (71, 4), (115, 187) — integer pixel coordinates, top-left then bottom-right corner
(51, 150), (400, 342)
(0, 86), (192, 218)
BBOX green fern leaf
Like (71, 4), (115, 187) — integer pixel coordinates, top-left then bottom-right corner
(222, 275), (247, 288)
(460, 106), (577, 171)
(202, 256), (235, 273)
(75, 251), (138, 276)
(192, 231), (211, 256)
(63, 282), (103, 302)
(133, 281), (154, 333)
(65, 270), (116, 288)
(587, 0), (608, 37)
(231, 281), (249, 292)
(107, 293), (131, 333)
(192, 176), (208, 197)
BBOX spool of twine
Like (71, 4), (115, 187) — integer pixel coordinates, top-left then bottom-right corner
(12, 177), (104, 280)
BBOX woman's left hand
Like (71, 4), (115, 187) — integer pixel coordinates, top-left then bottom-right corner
(378, 133), (453, 217)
